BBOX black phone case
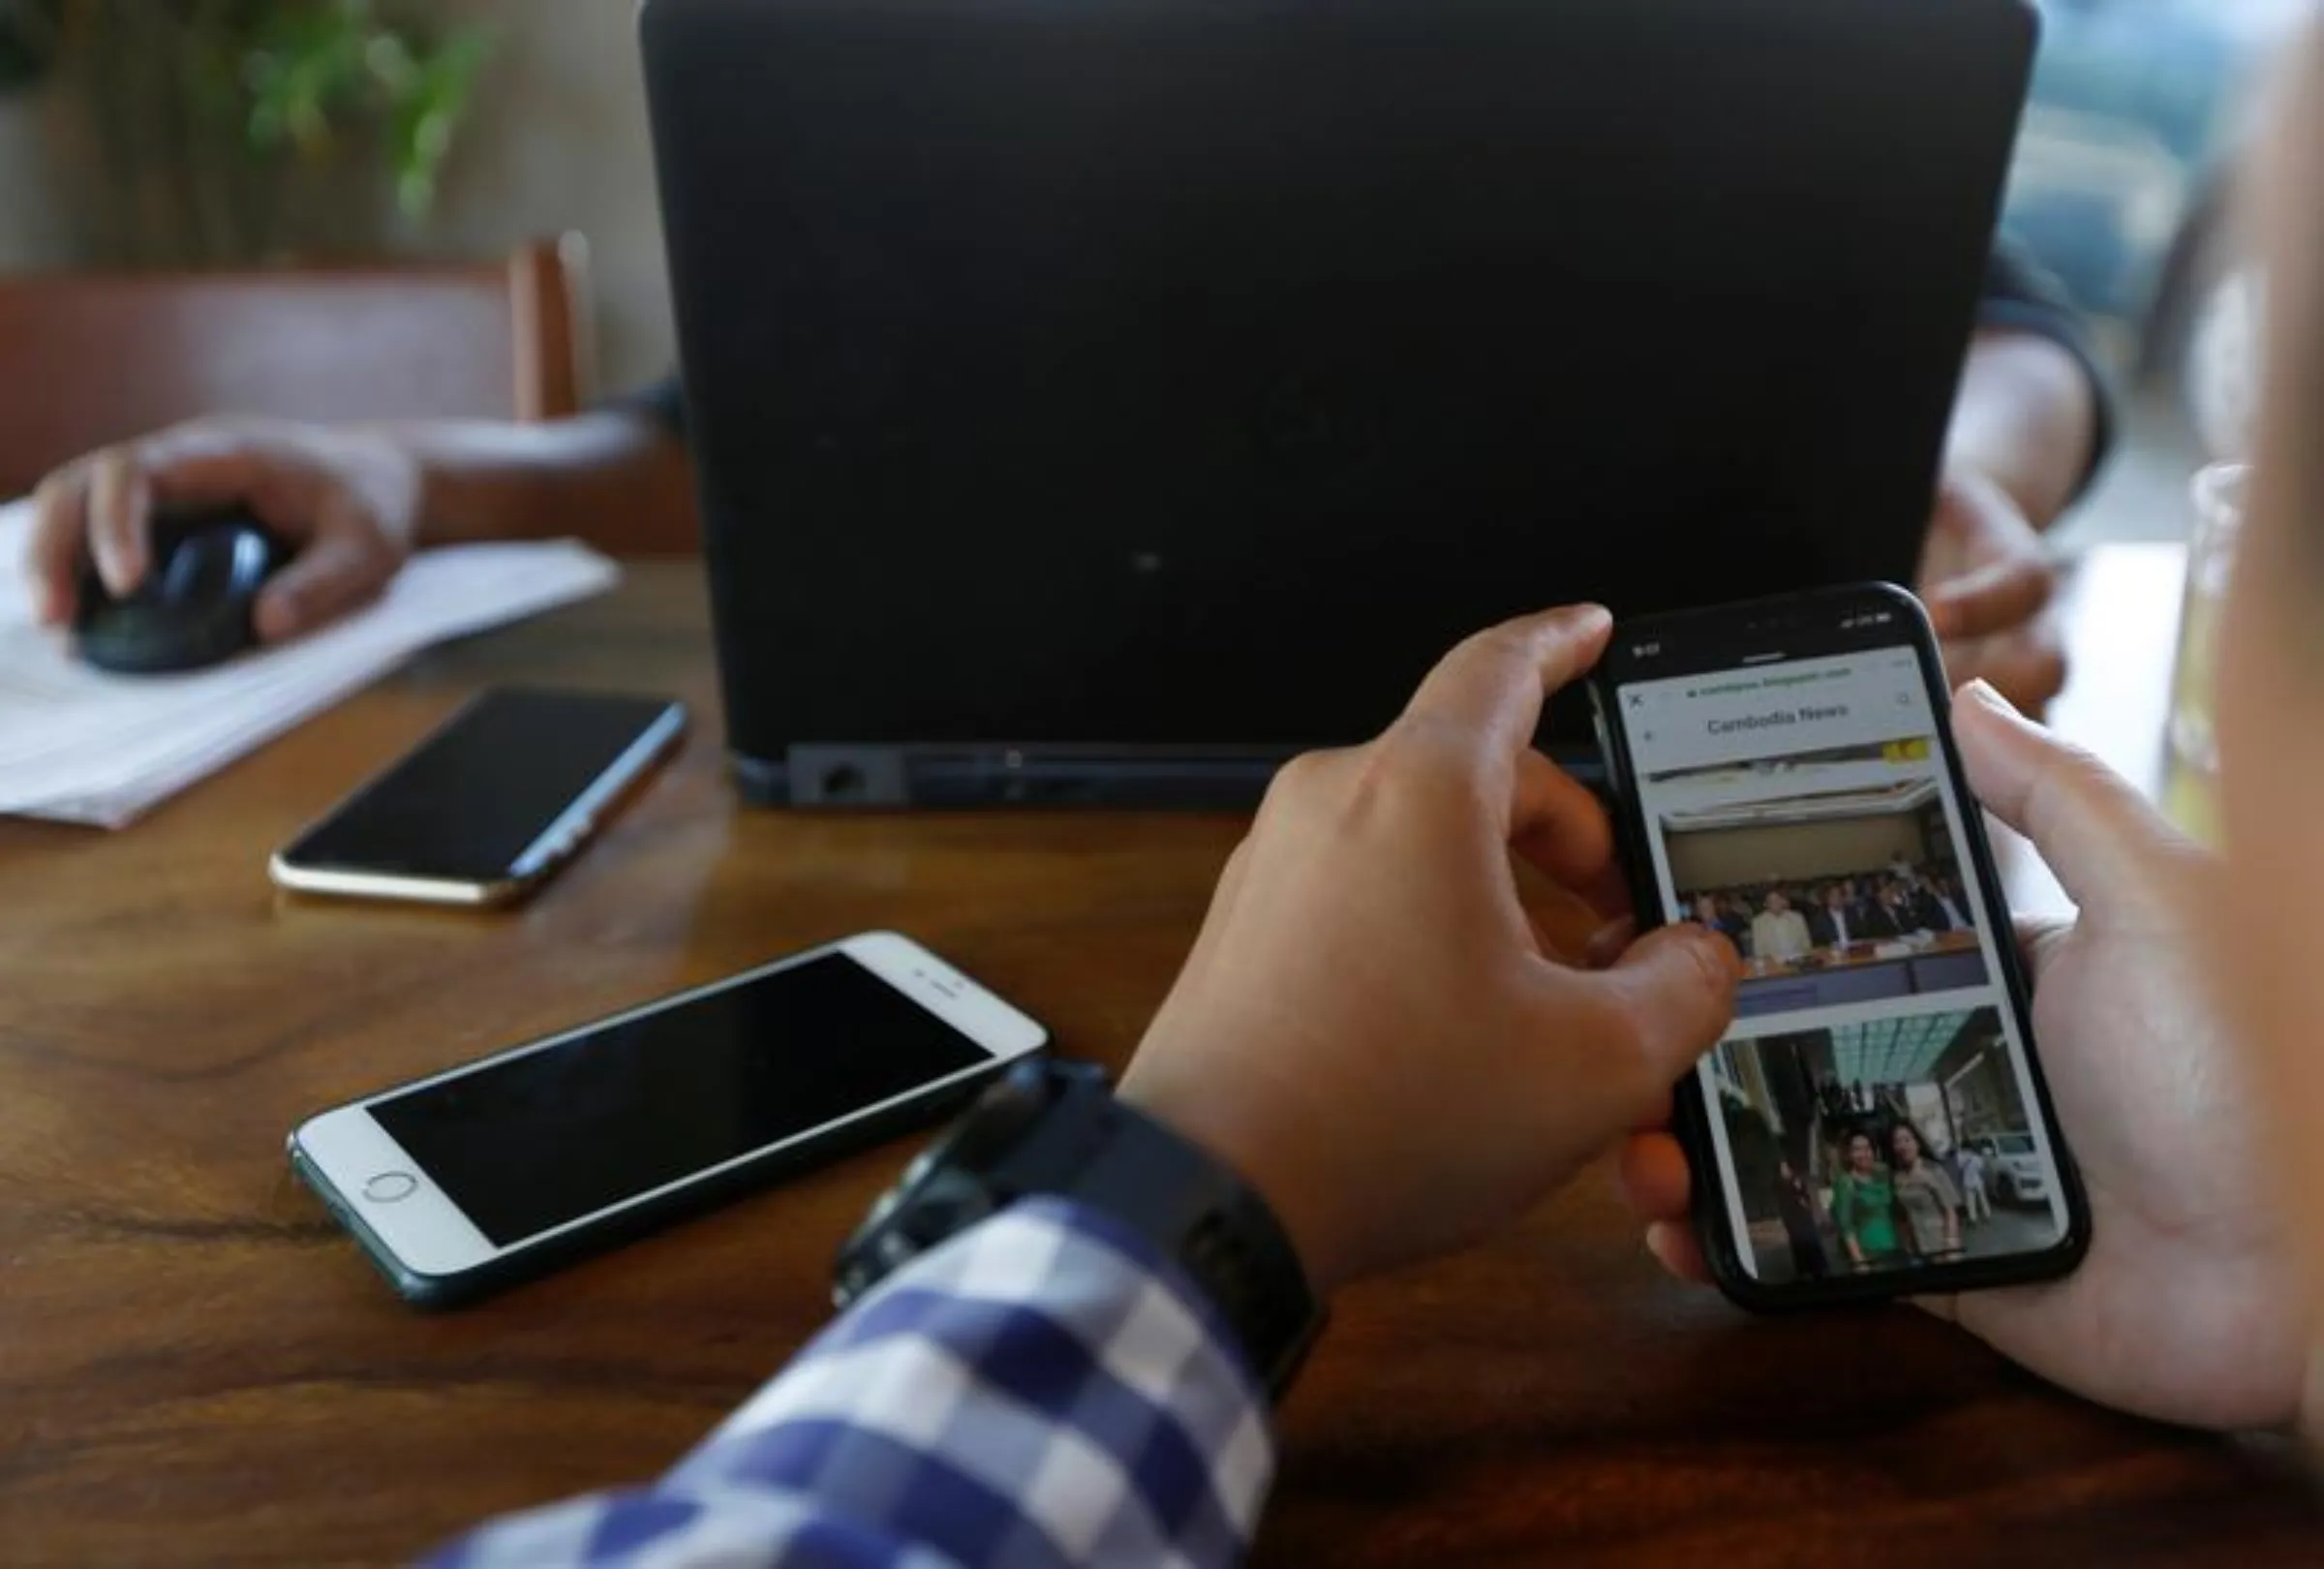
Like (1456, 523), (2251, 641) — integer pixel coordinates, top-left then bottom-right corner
(289, 1061), (1018, 1309)
(1588, 581), (2092, 1314)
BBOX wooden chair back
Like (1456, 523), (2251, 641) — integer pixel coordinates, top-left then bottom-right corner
(0, 236), (594, 500)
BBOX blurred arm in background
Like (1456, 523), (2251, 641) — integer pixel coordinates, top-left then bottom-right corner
(1918, 245), (2113, 714)
(400, 376), (696, 552)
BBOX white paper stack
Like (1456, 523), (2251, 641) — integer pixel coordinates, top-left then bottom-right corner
(0, 502), (621, 828)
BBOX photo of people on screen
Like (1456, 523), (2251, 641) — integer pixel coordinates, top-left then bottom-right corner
(1705, 1010), (2065, 1285)
(1662, 776), (1988, 1019)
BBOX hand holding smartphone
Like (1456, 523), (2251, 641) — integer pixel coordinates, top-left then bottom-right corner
(1592, 583), (2090, 1309)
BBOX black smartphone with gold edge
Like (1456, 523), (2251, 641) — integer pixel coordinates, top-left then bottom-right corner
(270, 689), (686, 908)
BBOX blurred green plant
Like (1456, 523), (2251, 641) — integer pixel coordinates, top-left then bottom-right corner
(2, 0), (493, 262)
(223, 0), (496, 222)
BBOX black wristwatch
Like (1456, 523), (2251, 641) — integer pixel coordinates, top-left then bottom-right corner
(835, 1060), (1328, 1402)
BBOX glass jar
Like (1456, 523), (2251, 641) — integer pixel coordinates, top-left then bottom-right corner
(2165, 464), (2247, 841)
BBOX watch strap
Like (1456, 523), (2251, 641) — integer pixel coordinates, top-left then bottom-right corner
(837, 1062), (1326, 1402)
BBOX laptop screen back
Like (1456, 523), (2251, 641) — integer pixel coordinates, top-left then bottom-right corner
(645, 0), (2036, 762)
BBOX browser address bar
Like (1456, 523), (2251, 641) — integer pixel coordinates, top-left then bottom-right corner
(1623, 652), (1929, 778)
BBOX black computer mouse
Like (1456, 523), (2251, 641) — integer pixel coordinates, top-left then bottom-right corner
(73, 508), (291, 675)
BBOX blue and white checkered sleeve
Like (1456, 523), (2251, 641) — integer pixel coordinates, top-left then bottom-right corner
(425, 1198), (1276, 1569)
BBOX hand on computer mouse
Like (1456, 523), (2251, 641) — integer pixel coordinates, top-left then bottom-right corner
(26, 416), (424, 643)
(1119, 605), (1742, 1296)
(71, 508), (292, 675)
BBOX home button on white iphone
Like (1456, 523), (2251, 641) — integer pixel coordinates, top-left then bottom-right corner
(363, 1171), (418, 1204)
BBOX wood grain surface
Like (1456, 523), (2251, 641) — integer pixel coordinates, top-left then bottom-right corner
(2, 562), (2315, 1566)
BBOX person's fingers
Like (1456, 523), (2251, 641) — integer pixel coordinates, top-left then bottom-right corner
(1645, 1221), (1713, 1285)
(2011, 913), (2074, 985)
(1921, 481), (2053, 641)
(1585, 924), (1740, 1091)
(250, 528), (391, 642)
(21, 423), (326, 628)
(2011, 913), (2067, 949)
(1976, 637), (2069, 717)
(1925, 551), (2053, 643)
(1401, 604), (1613, 764)
(1585, 914), (1637, 969)
(1953, 679), (2192, 915)
(86, 450), (154, 598)
(1615, 1131), (1694, 1222)
(1943, 622), (2068, 716)
(26, 468), (92, 625)
(1510, 749), (1630, 919)
(138, 440), (315, 538)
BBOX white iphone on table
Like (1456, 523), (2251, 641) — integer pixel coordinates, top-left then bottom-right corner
(290, 932), (1049, 1305)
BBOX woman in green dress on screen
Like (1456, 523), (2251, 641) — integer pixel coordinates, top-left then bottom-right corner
(1832, 1130), (1909, 1272)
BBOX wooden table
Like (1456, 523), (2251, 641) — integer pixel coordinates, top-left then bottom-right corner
(4, 549), (2314, 1567)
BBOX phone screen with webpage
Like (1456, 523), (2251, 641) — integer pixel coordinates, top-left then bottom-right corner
(1611, 638), (2072, 1285)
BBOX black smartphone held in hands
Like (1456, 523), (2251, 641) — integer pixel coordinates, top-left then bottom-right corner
(1591, 583), (2090, 1310)
(290, 932), (1049, 1306)
(270, 688), (687, 908)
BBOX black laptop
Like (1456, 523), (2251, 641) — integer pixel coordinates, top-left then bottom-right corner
(641, 0), (2038, 808)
